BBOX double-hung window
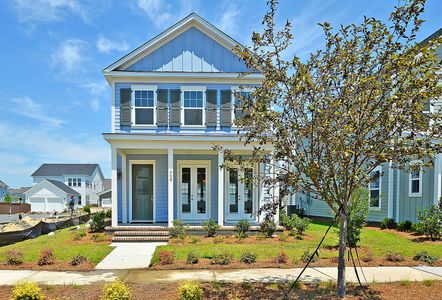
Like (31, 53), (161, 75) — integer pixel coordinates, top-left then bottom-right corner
(181, 87), (206, 126)
(369, 167), (382, 210)
(231, 87), (253, 126)
(409, 161), (422, 197)
(132, 85), (157, 126)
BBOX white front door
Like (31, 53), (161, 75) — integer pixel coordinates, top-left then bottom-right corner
(225, 168), (256, 222)
(178, 161), (210, 221)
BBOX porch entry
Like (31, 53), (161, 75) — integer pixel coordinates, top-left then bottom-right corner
(130, 161), (155, 222)
(226, 167), (256, 221)
(178, 160), (210, 221)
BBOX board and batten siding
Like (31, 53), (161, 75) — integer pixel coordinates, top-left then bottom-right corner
(124, 27), (251, 73)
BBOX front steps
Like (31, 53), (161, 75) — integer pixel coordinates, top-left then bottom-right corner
(106, 226), (170, 242)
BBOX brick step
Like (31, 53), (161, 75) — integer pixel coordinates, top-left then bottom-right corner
(112, 236), (169, 242)
(113, 231), (169, 236)
(105, 226), (169, 231)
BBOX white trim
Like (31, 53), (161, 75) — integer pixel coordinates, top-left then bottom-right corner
(434, 154), (442, 205)
(180, 86), (207, 128)
(131, 85), (158, 127)
(121, 152), (127, 223)
(111, 148), (118, 227)
(396, 167), (400, 221)
(388, 162), (393, 218)
(180, 86), (207, 92)
(408, 160), (423, 197)
(167, 148), (174, 227)
(218, 151), (224, 226)
(111, 82), (115, 133)
(369, 166), (382, 210)
(128, 160), (156, 223)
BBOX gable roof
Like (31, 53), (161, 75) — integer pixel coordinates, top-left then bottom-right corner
(103, 12), (252, 74)
(31, 164), (99, 177)
(419, 27), (442, 46)
(25, 180), (80, 196)
(0, 180), (8, 188)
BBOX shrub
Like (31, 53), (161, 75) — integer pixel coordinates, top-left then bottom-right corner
(91, 233), (106, 242)
(170, 219), (188, 239)
(105, 209), (112, 218)
(397, 220), (413, 232)
(415, 202), (442, 240)
(413, 251), (438, 265)
(287, 215), (310, 238)
(90, 211), (106, 232)
(301, 250), (319, 263)
(274, 251), (289, 264)
(260, 219), (277, 238)
(158, 250), (175, 265)
(361, 253), (374, 263)
(234, 219), (251, 238)
(202, 218), (220, 237)
(385, 252), (405, 262)
(73, 229), (86, 240)
(82, 204), (91, 214)
(70, 255), (87, 266)
(240, 251), (257, 264)
(12, 282), (44, 300)
(186, 251), (199, 264)
(37, 249), (55, 266)
(102, 279), (131, 300)
(5, 249), (24, 265)
(380, 218), (397, 230)
(211, 251), (233, 265)
(278, 232), (288, 242)
(178, 281), (203, 300)
(213, 236), (224, 244)
(190, 236), (201, 244)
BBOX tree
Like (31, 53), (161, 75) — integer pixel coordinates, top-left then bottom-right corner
(230, 0), (442, 297)
(3, 195), (15, 203)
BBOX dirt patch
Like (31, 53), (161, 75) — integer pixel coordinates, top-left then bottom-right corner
(0, 216), (40, 232)
(0, 261), (95, 272)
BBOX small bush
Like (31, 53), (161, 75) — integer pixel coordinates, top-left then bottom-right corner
(102, 279), (131, 300)
(178, 281), (203, 300)
(82, 204), (91, 214)
(260, 219), (277, 238)
(213, 236), (224, 244)
(70, 255), (87, 266)
(5, 249), (23, 265)
(361, 253), (374, 263)
(37, 249), (55, 266)
(170, 220), (188, 239)
(158, 250), (175, 265)
(234, 219), (251, 238)
(415, 202), (442, 240)
(380, 218), (397, 230)
(211, 251), (233, 265)
(73, 229), (86, 240)
(282, 213), (310, 237)
(278, 233), (288, 242)
(90, 211), (106, 232)
(186, 251), (199, 264)
(105, 209), (112, 218)
(397, 220), (413, 232)
(274, 251), (289, 264)
(385, 252), (405, 262)
(240, 251), (257, 264)
(202, 218), (220, 237)
(422, 279), (435, 287)
(91, 233), (106, 242)
(413, 251), (438, 265)
(339, 188), (369, 247)
(301, 250), (319, 263)
(190, 236), (201, 244)
(12, 282), (44, 300)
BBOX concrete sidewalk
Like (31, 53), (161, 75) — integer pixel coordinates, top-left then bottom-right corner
(0, 267), (441, 285)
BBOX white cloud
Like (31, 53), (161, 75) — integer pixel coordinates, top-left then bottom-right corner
(136, 0), (196, 29)
(11, 0), (87, 23)
(51, 39), (87, 73)
(7, 97), (64, 127)
(89, 98), (100, 112)
(216, 4), (240, 35)
(82, 81), (108, 95)
(96, 37), (129, 53)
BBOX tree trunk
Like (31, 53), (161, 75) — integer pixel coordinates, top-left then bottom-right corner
(337, 210), (348, 298)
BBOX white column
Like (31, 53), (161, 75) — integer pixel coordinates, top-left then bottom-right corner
(269, 156), (279, 224)
(121, 152), (127, 224)
(388, 161), (394, 219)
(168, 148), (174, 227)
(217, 150), (224, 226)
(434, 154), (442, 205)
(111, 147), (118, 227)
(396, 168), (400, 222)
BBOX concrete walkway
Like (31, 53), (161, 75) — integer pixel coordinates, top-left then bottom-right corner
(95, 242), (167, 269)
(0, 267), (441, 285)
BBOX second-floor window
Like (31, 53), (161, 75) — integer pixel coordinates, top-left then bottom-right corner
(182, 87), (205, 126)
(369, 167), (381, 209)
(68, 178), (81, 187)
(409, 161), (422, 197)
(132, 86), (156, 126)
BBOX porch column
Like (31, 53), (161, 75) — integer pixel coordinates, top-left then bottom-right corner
(387, 161), (394, 219)
(111, 147), (118, 227)
(168, 148), (174, 227)
(269, 156), (279, 225)
(434, 153), (442, 205)
(218, 150), (224, 226)
(121, 152), (127, 224)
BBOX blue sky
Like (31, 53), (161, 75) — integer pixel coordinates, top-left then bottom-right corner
(0, 0), (441, 188)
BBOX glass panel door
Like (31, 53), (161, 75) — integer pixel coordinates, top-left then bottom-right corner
(244, 168), (254, 214)
(226, 168), (255, 221)
(196, 167), (207, 214)
(179, 163), (209, 221)
(181, 167), (191, 213)
(132, 164), (154, 221)
(229, 169), (239, 213)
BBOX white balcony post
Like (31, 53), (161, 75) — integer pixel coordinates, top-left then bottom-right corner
(111, 147), (118, 227)
(218, 150), (224, 226)
(434, 154), (442, 205)
(121, 152), (127, 224)
(388, 161), (394, 219)
(168, 148), (174, 227)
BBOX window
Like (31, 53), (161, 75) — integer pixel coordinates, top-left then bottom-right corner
(68, 178), (72, 186)
(181, 87), (206, 126)
(77, 178), (81, 187)
(231, 87), (253, 125)
(85, 180), (89, 188)
(78, 196), (81, 205)
(409, 161), (422, 197)
(369, 167), (382, 209)
(72, 178), (77, 187)
(132, 85), (157, 126)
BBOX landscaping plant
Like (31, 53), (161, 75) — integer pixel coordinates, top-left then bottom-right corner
(413, 251), (438, 265)
(5, 249), (24, 265)
(288, 215), (310, 238)
(90, 211), (106, 232)
(240, 251), (257, 264)
(37, 249), (55, 266)
(397, 221), (413, 232)
(234, 219), (251, 238)
(186, 251), (199, 265)
(415, 202), (442, 240)
(260, 219), (276, 238)
(102, 279), (132, 300)
(158, 250), (175, 265)
(301, 250), (319, 263)
(385, 252), (405, 262)
(105, 209), (112, 218)
(82, 204), (91, 214)
(170, 219), (188, 239)
(380, 218), (397, 230)
(73, 229), (86, 240)
(211, 251), (233, 265)
(201, 218), (220, 237)
(91, 233), (106, 242)
(12, 282), (44, 300)
(178, 281), (203, 300)
(274, 251), (289, 264)
(70, 255), (87, 266)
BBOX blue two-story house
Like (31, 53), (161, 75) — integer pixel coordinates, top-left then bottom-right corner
(103, 13), (273, 228)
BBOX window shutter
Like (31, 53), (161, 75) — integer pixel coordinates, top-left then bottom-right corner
(120, 88), (132, 126)
(206, 89), (217, 127)
(157, 89), (168, 126)
(170, 89), (181, 127)
(220, 90), (232, 127)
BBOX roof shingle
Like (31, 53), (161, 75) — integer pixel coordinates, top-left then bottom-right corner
(32, 164), (98, 177)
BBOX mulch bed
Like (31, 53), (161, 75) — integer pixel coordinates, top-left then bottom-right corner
(0, 261), (95, 272)
(1, 281), (441, 299)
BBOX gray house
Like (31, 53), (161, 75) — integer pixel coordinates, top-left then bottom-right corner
(0, 180), (8, 201)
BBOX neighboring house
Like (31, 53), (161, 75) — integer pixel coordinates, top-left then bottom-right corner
(290, 28), (442, 224)
(98, 179), (112, 208)
(31, 164), (106, 206)
(25, 180), (80, 212)
(0, 180), (8, 201)
(103, 13), (273, 227)
(7, 187), (31, 202)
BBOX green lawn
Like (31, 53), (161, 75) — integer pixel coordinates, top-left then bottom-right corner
(152, 222), (442, 265)
(0, 225), (113, 264)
